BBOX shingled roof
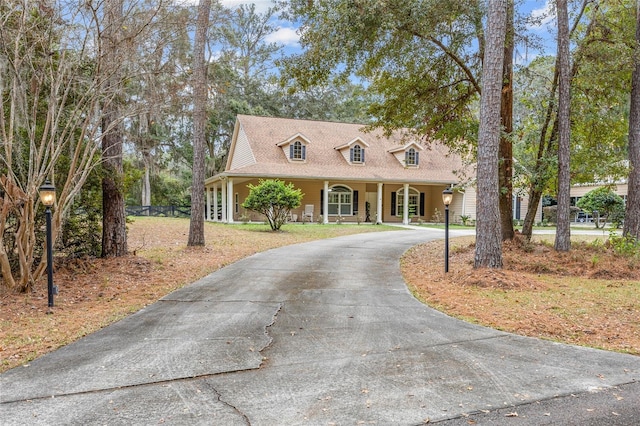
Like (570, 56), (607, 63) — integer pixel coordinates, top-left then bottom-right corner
(212, 115), (468, 184)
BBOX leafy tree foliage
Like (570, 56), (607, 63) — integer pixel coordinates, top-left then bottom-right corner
(242, 180), (303, 231)
(576, 187), (625, 228)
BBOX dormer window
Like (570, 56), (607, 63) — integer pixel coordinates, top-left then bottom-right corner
(350, 144), (364, 163)
(388, 142), (423, 167)
(291, 140), (306, 160)
(278, 133), (310, 162)
(335, 137), (368, 165)
(405, 148), (419, 166)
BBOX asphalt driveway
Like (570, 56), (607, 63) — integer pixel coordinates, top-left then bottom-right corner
(1, 228), (639, 425)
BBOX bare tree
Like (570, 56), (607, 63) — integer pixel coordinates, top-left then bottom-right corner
(0, 1), (106, 289)
(624, 0), (640, 240)
(188, 0), (212, 246)
(555, 0), (571, 251)
(475, 0), (507, 268)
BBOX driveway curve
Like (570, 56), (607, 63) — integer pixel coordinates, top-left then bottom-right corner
(1, 228), (639, 425)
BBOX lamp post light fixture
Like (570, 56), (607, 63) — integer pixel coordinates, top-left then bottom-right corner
(442, 188), (453, 273)
(39, 180), (56, 310)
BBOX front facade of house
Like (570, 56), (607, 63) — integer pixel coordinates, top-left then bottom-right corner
(204, 115), (527, 225)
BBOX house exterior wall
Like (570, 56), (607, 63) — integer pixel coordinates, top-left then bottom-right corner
(570, 183), (628, 198)
(229, 127), (256, 170)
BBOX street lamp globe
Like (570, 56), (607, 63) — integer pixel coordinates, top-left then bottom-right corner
(39, 181), (56, 207)
(442, 188), (453, 206)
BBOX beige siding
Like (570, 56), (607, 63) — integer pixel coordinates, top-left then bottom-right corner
(461, 186), (477, 220)
(570, 183), (628, 198)
(229, 127), (256, 170)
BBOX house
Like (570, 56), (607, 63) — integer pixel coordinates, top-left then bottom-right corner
(204, 115), (530, 225)
(569, 181), (628, 222)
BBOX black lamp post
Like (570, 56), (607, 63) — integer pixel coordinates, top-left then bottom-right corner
(442, 188), (453, 273)
(39, 181), (56, 310)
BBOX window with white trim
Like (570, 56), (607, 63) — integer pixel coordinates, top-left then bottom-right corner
(396, 187), (419, 217)
(328, 185), (352, 216)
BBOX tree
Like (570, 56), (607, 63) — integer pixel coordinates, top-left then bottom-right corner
(555, 0), (571, 252)
(242, 180), (303, 231)
(188, 0), (212, 247)
(625, 0), (640, 240)
(282, 1), (548, 241)
(475, 0), (507, 268)
(100, 0), (127, 257)
(577, 187), (625, 228)
(519, 1), (634, 240)
(499, 0), (515, 241)
(0, 1), (107, 290)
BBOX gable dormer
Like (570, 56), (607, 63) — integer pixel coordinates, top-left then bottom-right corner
(388, 142), (423, 168)
(334, 137), (369, 165)
(277, 133), (311, 162)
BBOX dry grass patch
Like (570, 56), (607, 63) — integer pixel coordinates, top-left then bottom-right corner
(402, 234), (640, 355)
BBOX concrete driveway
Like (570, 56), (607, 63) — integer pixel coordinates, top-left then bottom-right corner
(1, 229), (639, 425)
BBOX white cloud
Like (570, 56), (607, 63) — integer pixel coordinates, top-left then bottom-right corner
(221, 0), (274, 14)
(266, 27), (300, 47)
(528, 0), (555, 29)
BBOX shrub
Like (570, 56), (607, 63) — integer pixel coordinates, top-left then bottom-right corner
(242, 180), (303, 231)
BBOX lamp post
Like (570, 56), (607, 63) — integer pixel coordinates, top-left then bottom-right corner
(39, 181), (56, 310)
(442, 188), (453, 273)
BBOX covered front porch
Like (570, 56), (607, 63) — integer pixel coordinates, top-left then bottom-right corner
(204, 177), (468, 226)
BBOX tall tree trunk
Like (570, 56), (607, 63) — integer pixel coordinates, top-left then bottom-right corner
(555, 0), (571, 252)
(188, 0), (211, 247)
(624, 1), (640, 239)
(521, 1), (595, 240)
(475, 0), (506, 269)
(101, 0), (127, 257)
(499, 0), (514, 241)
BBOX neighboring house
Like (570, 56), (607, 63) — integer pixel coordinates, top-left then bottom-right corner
(204, 115), (531, 224)
(570, 181), (628, 222)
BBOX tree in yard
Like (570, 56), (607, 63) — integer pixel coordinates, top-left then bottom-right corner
(188, 0), (212, 246)
(282, 1), (542, 242)
(625, 0), (640, 240)
(0, 1), (109, 290)
(475, 0), (507, 269)
(100, 0), (127, 257)
(519, 1), (635, 240)
(555, 0), (571, 252)
(499, 0), (515, 241)
(576, 187), (625, 229)
(242, 180), (303, 231)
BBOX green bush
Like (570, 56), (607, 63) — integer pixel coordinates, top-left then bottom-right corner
(242, 180), (303, 231)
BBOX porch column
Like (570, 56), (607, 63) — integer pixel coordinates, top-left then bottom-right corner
(323, 180), (329, 224)
(221, 180), (227, 222)
(213, 184), (219, 222)
(227, 178), (234, 223)
(376, 182), (383, 224)
(206, 187), (212, 221)
(403, 183), (410, 225)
